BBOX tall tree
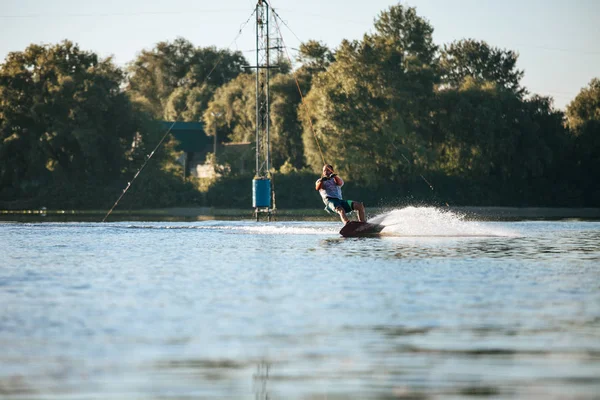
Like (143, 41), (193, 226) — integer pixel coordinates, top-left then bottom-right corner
(566, 78), (600, 204)
(373, 3), (437, 64)
(434, 77), (570, 205)
(203, 73), (256, 145)
(296, 40), (334, 76)
(440, 39), (524, 95)
(566, 78), (600, 133)
(0, 41), (155, 196)
(127, 38), (248, 121)
(301, 3), (437, 184)
(269, 73), (309, 170)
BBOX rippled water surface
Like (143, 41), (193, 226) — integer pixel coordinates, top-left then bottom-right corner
(1, 207), (599, 399)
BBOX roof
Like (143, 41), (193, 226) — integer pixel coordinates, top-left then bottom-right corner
(161, 121), (210, 153)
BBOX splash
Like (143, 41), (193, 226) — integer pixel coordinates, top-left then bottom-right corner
(369, 206), (515, 237)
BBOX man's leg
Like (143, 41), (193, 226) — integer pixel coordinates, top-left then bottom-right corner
(336, 207), (350, 224)
(353, 202), (365, 222)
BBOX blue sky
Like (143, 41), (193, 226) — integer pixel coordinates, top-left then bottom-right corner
(1, 0), (599, 109)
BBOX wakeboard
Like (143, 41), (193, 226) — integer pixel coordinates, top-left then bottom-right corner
(339, 221), (385, 237)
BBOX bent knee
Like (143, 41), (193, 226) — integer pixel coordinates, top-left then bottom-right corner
(353, 201), (364, 210)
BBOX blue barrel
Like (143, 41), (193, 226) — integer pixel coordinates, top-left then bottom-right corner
(252, 178), (271, 208)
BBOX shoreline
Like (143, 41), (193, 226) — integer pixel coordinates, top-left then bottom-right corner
(1, 206), (600, 222)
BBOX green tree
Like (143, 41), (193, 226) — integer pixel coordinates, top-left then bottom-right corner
(203, 73), (256, 144)
(127, 38), (248, 121)
(373, 4), (436, 64)
(269, 73), (308, 170)
(440, 39), (524, 95)
(434, 77), (571, 204)
(0, 41), (156, 198)
(296, 40), (334, 76)
(566, 78), (600, 133)
(163, 84), (214, 121)
(435, 79), (512, 178)
(301, 3), (437, 184)
(566, 78), (600, 204)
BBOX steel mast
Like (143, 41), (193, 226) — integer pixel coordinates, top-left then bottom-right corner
(250, 0), (275, 221)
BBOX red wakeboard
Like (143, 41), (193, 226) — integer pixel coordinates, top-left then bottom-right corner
(339, 221), (384, 237)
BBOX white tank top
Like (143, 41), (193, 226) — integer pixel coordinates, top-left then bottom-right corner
(316, 177), (344, 201)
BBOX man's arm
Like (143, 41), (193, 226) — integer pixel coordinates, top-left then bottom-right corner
(333, 175), (344, 186)
(315, 178), (324, 191)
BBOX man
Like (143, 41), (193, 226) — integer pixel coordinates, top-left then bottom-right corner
(315, 164), (365, 224)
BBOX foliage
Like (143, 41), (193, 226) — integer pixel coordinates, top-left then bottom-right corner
(2, 3), (599, 210)
(566, 78), (600, 133)
(203, 73), (256, 143)
(566, 79), (600, 204)
(127, 38), (248, 121)
(439, 39), (524, 94)
(269, 74), (309, 170)
(296, 40), (335, 82)
(0, 41), (157, 197)
(300, 4), (437, 185)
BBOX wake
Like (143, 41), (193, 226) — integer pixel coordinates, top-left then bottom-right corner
(112, 207), (516, 238)
(369, 206), (516, 237)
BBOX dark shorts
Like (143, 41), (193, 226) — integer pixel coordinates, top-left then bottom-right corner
(324, 197), (354, 214)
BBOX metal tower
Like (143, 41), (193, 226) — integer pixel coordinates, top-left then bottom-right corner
(251, 0), (275, 220)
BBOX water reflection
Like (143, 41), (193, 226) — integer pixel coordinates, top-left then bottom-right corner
(253, 361), (270, 400)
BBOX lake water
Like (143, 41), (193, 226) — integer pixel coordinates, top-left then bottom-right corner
(1, 207), (599, 399)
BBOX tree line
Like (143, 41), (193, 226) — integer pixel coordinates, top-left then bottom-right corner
(0, 3), (598, 209)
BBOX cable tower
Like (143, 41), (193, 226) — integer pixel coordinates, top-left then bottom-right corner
(248, 0), (277, 221)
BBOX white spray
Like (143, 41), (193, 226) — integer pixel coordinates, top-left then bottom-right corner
(369, 206), (515, 237)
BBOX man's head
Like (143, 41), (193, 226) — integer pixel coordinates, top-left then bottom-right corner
(323, 164), (334, 176)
